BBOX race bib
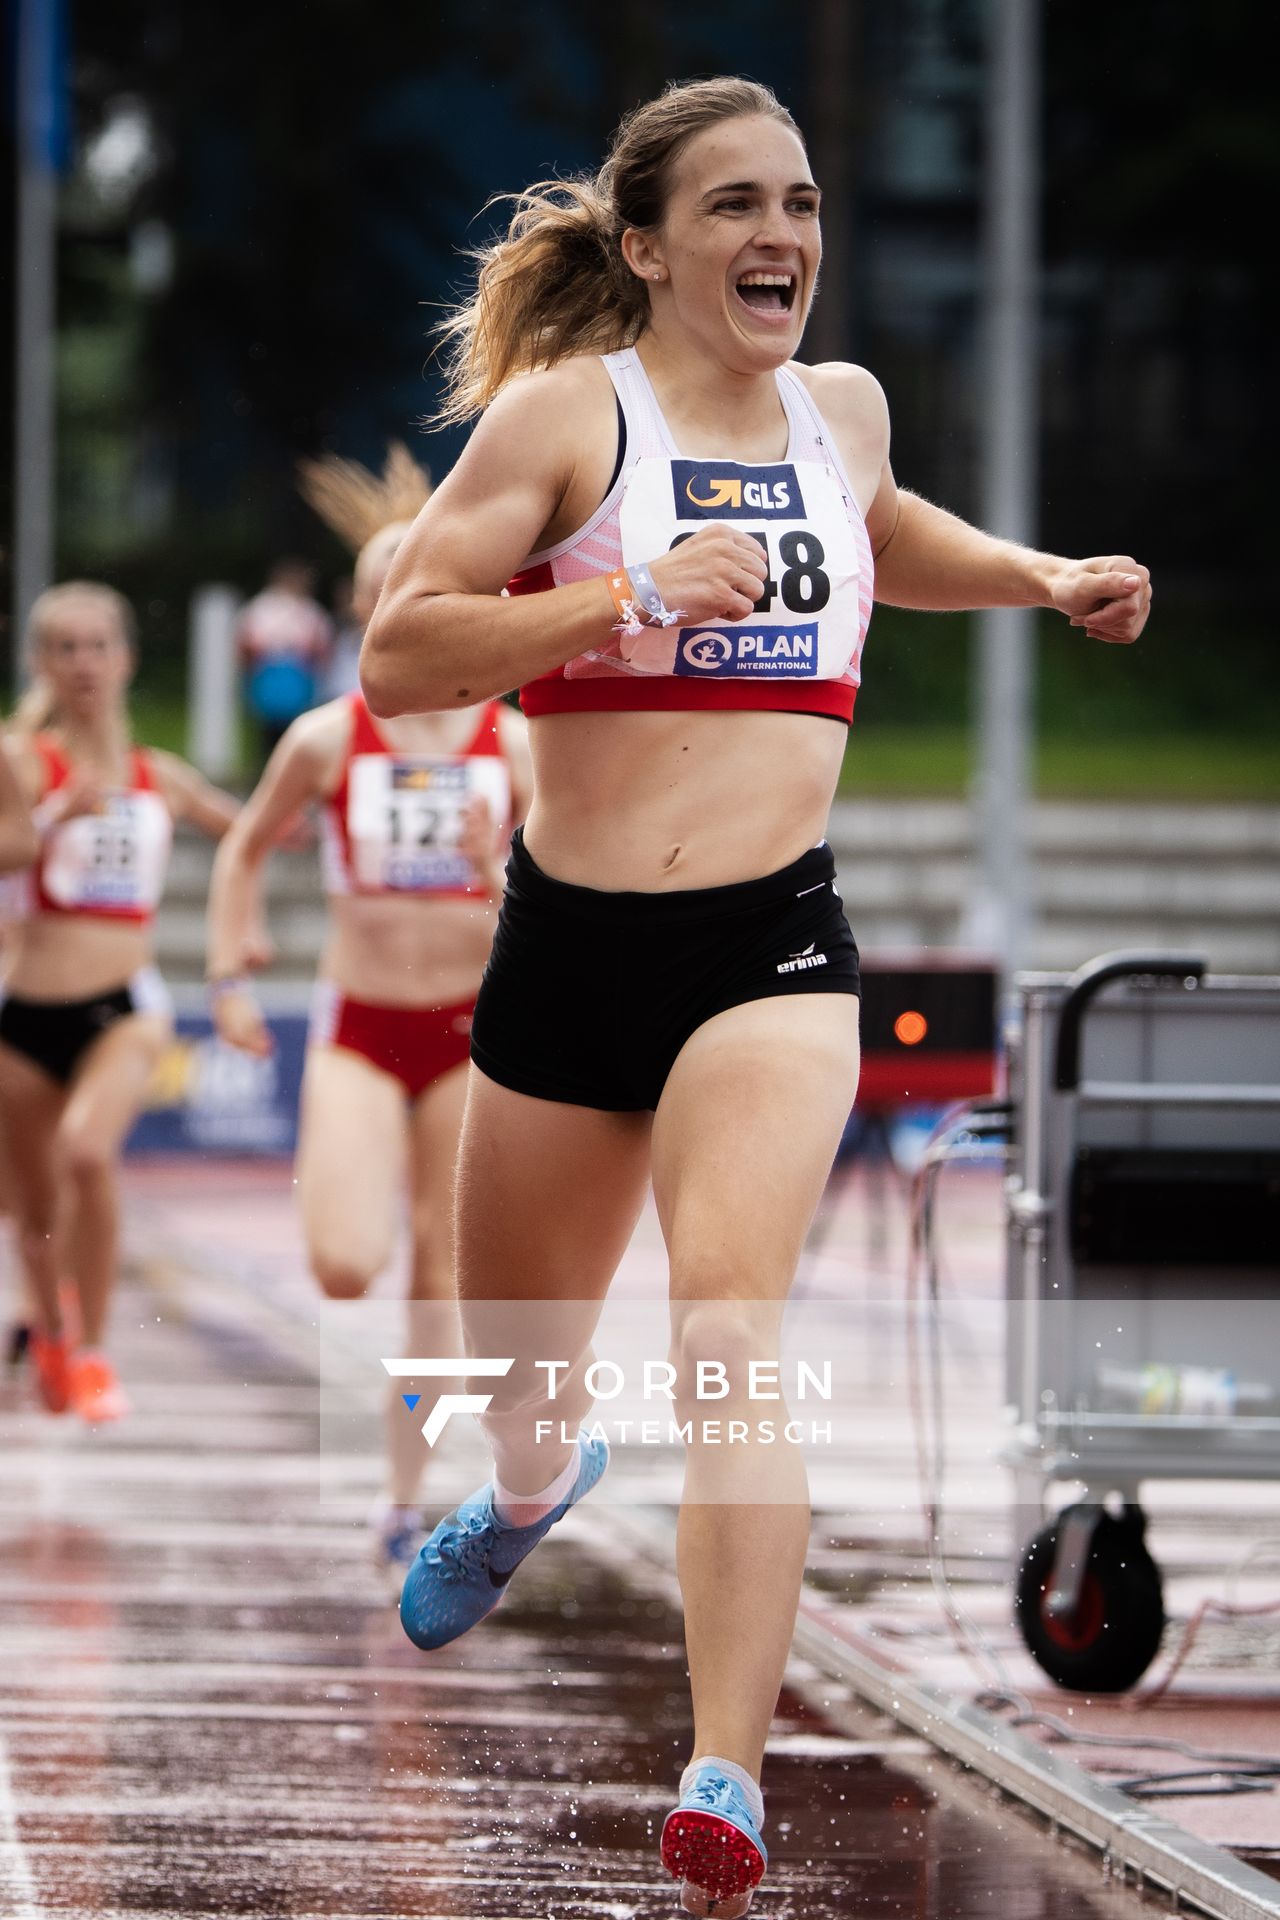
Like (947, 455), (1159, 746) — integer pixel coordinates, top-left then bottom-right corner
(573, 455), (861, 681)
(348, 753), (511, 893)
(42, 790), (172, 913)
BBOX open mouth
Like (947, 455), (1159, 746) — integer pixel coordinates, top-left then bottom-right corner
(734, 271), (796, 315)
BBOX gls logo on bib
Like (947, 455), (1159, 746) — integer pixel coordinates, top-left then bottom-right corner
(675, 623), (820, 677)
(672, 460), (805, 522)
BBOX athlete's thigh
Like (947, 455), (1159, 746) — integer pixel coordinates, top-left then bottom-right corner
(0, 1117), (15, 1215)
(60, 1014), (172, 1159)
(403, 1060), (470, 1313)
(0, 1040), (67, 1220)
(455, 1068), (652, 1305)
(651, 993), (860, 1300)
(296, 1046), (407, 1271)
(408, 1058), (470, 1238)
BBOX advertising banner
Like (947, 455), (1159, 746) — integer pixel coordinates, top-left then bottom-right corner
(127, 1013), (308, 1156)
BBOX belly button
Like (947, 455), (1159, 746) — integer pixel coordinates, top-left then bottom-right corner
(662, 845), (682, 871)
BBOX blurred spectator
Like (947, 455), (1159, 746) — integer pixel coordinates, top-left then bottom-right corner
(236, 560), (333, 763)
(323, 575), (364, 699)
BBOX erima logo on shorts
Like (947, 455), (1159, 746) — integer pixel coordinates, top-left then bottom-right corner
(675, 624), (819, 677)
(672, 460), (805, 521)
(777, 943), (828, 975)
(382, 1357), (513, 1445)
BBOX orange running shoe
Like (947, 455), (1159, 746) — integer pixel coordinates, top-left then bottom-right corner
(29, 1330), (72, 1413)
(68, 1350), (130, 1424)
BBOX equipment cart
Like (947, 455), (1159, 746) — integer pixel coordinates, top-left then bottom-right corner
(1001, 953), (1280, 1692)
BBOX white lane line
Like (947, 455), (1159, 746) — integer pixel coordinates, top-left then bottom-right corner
(0, 1730), (40, 1919)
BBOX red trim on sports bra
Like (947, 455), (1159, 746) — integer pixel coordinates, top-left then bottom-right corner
(346, 693), (502, 764)
(519, 674), (855, 724)
(507, 561), (555, 599)
(35, 736), (159, 796)
(509, 551), (856, 726)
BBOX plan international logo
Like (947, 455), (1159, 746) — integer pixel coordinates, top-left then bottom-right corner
(672, 459), (805, 522)
(675, 624), (819, 677)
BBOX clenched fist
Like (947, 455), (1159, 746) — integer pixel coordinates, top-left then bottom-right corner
(212, 985), (274, 1058)
(1050, 556), (1152, 645)
(647, 526), (769, 625)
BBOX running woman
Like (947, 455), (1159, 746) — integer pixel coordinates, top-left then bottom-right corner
(0, 582), (244, 1422)
(1, 687), (57, 1375)
(360, 79), (1151, 1915)
(0, 733), (42, 1372)
(206, 448), (532, 1573)
(0, 735), (40, 875)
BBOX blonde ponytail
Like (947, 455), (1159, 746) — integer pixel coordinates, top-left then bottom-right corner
(297, 443), (433, 553)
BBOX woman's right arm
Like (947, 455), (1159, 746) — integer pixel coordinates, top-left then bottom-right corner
(360, 369), (768, 717)
(206, 707), (344, 1053)
(0, 738), (39, 873)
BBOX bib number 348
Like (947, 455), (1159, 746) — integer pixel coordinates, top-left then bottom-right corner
(671, 527), (830, 614)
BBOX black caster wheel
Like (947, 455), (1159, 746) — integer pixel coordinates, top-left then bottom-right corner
(1015, 1505), (1165, 1693)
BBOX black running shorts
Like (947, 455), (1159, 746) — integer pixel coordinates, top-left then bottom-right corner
(0, 984), (137, 1087)
(470, 829), (860, 1112)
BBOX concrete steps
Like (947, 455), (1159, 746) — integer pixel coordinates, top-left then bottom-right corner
(827, 799), (1280, 972)
(154, 800), (1280, 987)
(159, 837), (326, 987)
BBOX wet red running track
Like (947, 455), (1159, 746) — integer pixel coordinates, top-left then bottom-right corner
(1, 1194), (1164, 1918)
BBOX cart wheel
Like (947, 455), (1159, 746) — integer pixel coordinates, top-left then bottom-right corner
(1015, 1507), (1165, 1693)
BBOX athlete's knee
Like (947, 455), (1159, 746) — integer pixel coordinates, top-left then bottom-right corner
(56, 1122), (114, 1188)
(669, 1299), (779, 1418)
(310, 1246), (380, 1300)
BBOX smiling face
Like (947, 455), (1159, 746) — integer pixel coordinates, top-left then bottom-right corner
(633, 114), (821, 372)
(35, 594), (134, 720)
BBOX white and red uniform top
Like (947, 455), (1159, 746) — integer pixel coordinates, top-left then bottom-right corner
(511, 347), (874, 725)
(321, 695), (512, 900)
(32, 735), (173, 924)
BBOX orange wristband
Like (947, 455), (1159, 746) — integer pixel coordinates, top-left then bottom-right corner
(605, 568), (636, 621)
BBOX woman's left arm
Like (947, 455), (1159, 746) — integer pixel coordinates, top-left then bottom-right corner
(150, 751), (241, 838)
(868, 469), (1151, 644)
(813, 363), (1152, 646)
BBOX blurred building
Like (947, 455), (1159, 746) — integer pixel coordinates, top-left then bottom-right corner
(2, 0), (1271, 725)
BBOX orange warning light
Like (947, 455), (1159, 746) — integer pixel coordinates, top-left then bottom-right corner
(893, 1010), (928, 1046)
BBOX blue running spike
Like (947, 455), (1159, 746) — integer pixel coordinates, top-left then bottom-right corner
(401, 1393), (421, 1411)
(400, 1432), (609, 1650)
